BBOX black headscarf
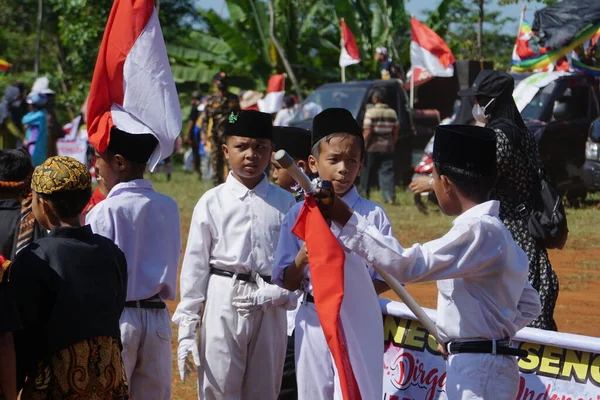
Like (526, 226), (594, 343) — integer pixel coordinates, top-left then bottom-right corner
(478, 86), (528, 143)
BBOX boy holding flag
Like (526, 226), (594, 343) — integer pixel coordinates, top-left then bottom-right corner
(272, 108), (394, 399)
(316, 124), (541, 399)
(85, 0), (182, 398)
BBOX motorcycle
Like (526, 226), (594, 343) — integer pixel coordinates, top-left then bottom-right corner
(412, 136), (438, 214)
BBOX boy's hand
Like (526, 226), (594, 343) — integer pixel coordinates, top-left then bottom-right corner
(295, 243), (309, 268)
(314, 184), (353, 226)
(437, 343), (449, 360)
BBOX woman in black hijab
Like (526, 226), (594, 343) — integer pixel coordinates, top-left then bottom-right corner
(458, 70), (558, 331)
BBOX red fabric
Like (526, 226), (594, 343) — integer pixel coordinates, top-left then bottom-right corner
(266, 74), (285, 93)
(411, 17), (455, 69)
(87, 0), (154, 153)
(82, 187), (106, 217)
(292, 196), (361, 400)
(340, 18), (361, 61)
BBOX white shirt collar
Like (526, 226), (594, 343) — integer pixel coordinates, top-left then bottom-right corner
(340, 185), (360, 208)
(452, 200), (500, 226)
(107, 179), (153, 199)
(225, 172), (269, 200)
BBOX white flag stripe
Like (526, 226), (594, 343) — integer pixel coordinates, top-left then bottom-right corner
(410, 41), (454, 78)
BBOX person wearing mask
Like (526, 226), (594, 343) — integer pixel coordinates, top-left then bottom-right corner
(273, 96), (296, 127)
(458, 70), (559, 331)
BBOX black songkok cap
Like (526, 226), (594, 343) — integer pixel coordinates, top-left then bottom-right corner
(273, 127), (312, 161)
(223, 110), (273, 140)
(433, 125), (497, 176)
(311, 108), (361, 147)
(457, 70), (514, 98)
(107, 127), (158, 164)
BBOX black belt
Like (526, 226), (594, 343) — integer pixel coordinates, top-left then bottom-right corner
(124, 294), (166, 309)
(209, 267), (271, 284)
(305, 293), (315, 303)
(447, 339), (528, 358)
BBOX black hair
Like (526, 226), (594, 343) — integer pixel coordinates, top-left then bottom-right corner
(283, 95), (295, 109)
(434, 161), (496, 203)
(39, 188), (92, 219)
(371, 88), (386, 103)
(311, 133), (365, 160)
(0, 149), (33, 182)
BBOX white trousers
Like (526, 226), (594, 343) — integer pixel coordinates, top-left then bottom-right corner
(198, 274), (287, 400)
(440, 353), (519, 400)
(120, 307), (172, 400)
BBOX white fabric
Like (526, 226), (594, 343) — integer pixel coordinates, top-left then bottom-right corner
(86, 179), (181, 302)
(272, 186), (392, 293)
(410, 41), (454, 78)
(272, 186), (392, 400)
(440, 353), (519, 400)
(513, 71), (572, 112)
(338, 200), (542, 345)
(339, 44), (360, 68)
(177, 338), (201, 382)
(273, 108), (295, 127)
(197, 274), (288, 399)
(120, 307), (172, 400)
(120, 8), (182, 171)
(286, 295), (302, 336)
(258, 91), (285, 114)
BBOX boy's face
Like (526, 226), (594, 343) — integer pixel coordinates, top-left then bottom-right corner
(223, 136), (272, 181)
(432, 165), (460, 216)
(94, 149), (122, 193)
(309, 134), (363, 196)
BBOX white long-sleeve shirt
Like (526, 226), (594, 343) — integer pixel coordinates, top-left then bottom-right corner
(172, 173), (295, 331)
(86, 179), (181, 302)
(338, 200), (541, 344)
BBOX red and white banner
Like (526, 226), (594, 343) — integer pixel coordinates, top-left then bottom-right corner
(380, 300), (600, 399)
(87, 0), (181, 171)
(410, 17), (455, 78)
(258, 74), (285, 114)
(339, 18), (361, 68)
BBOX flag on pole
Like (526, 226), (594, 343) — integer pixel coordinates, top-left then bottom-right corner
(339, 18), (361, 68)
(292, 196), (361, 400)
(0, 59), (12, 75)
(87, 0), (182, 171)
(410, 17), (455, 78)
(258, 73), (286, 114)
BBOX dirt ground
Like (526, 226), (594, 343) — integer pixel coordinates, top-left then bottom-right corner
(166, 246), (600, 399)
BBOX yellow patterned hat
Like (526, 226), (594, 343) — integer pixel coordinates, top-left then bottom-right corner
(31, 156), (92, 194)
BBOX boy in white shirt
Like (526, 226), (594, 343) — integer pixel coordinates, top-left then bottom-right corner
(272, 108), (393, 400)
(315, 124), (542, 400)
(173, 110), (297, 400)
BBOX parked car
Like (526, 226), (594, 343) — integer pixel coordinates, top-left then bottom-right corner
(583, 118), (600, 191)
(516, 72), (600, 201)
(289, 80), (434, 187)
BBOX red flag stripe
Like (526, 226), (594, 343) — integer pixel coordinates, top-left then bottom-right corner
(292, 196), (361, 400)
(341, 18), (360, 61)
(266, 74), (285, 93)
(87, 0), (155, 153)
(411, 17), (455, 68)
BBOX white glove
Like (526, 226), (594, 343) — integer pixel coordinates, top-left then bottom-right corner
(177, 338), (201, 382)
(231, 274), (294, 316)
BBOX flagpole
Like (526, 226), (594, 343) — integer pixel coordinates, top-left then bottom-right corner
(341, 66), (346, 83)
(409, 69), (415, 110)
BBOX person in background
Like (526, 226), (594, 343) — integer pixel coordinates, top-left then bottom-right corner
(201, 71), (241, 186)
(458, 70), (559, 331)
(185, 91), (203, 179)
(11, 156), (129, 399)
(0, 86), (25, 150)
(239, 90), (263, 111)
(360, 88), (399, 205)
(43, 90), (65, 158)
(22, 94), (48, 167)
(375, 47), (401, 80)
(273, 96), (296, 127)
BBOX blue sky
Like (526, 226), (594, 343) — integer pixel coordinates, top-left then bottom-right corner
(195, 0), (547, 35)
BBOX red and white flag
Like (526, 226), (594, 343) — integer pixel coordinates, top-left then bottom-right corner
(410, 17), (455, 78)
(339, 18), (361, 68)
(258, 73), (285, 114)
(87, 0), (182, 171)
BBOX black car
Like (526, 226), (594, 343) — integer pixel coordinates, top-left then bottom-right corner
(584, 118), (600, 191)
(520, 73), (600, 201)
(288, 80), (421, 186)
